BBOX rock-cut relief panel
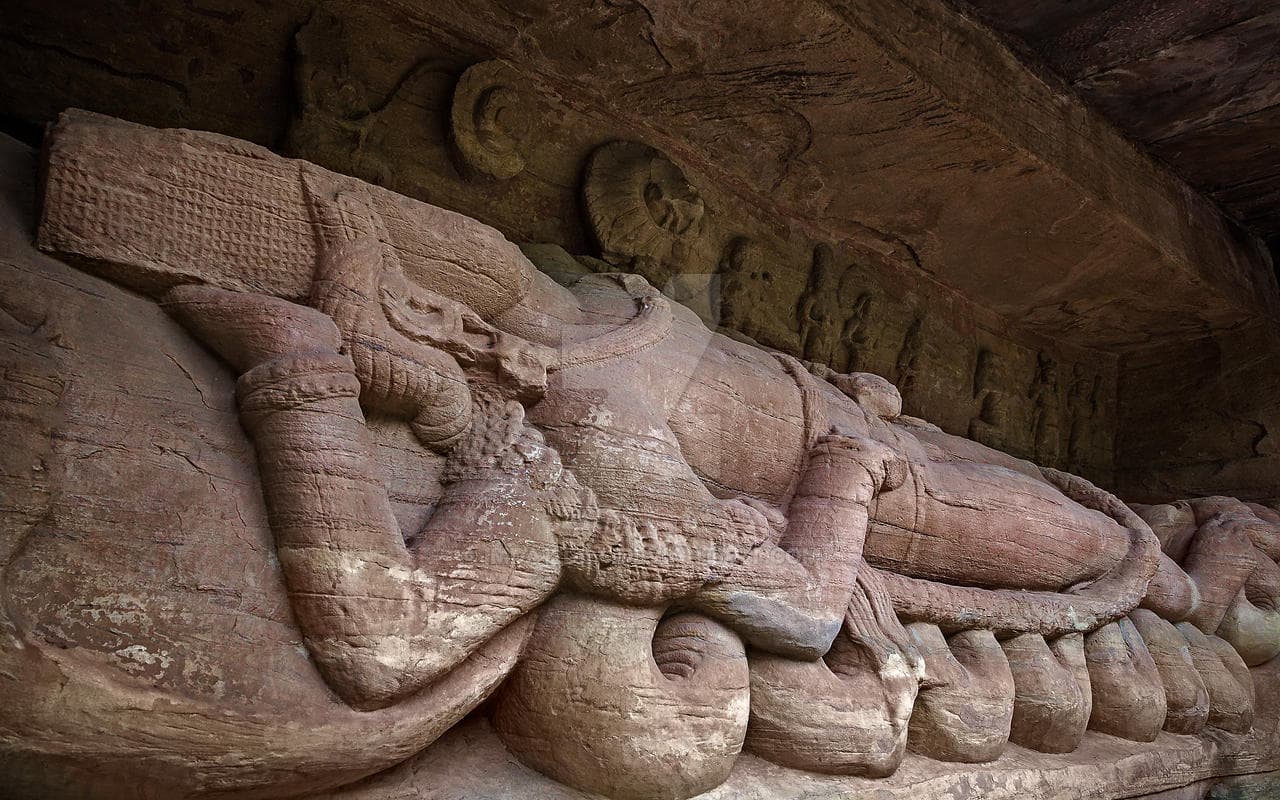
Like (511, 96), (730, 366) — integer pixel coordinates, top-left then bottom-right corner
(0, 111), (1274, 800)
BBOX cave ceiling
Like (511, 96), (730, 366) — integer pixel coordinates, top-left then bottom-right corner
(953, 0), (1280, 257)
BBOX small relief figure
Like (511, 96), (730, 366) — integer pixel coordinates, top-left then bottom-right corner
(893, 318), (924, 405)
(583, 140), (705, 287)
(1028, 351), (1062, 467)
(968, 347), (1010, 451)
(796, 243), (844, 366)
(1065, 364), (1100, 474)
(719, 236), (775, 342)
(449, 60), (530, 181)
(839, 291), (877, 374)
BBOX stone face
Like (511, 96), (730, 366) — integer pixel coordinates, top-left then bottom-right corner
(4, 109), (1280, 800)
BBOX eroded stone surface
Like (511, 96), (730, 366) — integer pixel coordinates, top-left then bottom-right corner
(4, 110), (1280, 800)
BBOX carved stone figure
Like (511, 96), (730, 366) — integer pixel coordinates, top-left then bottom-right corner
(1066, 365), (1102, 474)
(840, 290), (878, 374)
(969, 347), (1012, 450)
(1029, 350), (1063, 466)
(718, 236), (785, 345)
(1135, 497), (1280, 671)
(793, 244), (881, 375)
(893, 318), (924, 406)
(2, 112), (1279, 800)
(796, 242), (844, 365)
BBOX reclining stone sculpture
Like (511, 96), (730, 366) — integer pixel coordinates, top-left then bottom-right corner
(0, 111), (1276, 800)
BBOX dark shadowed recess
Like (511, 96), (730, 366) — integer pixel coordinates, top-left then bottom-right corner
(952, 0), (1280, 262)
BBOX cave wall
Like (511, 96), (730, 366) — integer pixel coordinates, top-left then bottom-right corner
(1118, 322), (1280, 503)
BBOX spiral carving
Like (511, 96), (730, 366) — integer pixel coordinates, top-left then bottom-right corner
(450, 60), (528, 181)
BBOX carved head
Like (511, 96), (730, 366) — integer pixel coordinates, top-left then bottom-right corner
(833, 372), (903, 421)
(643, 158), (705, 236)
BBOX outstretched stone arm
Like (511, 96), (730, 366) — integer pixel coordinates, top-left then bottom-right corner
(689, 434), (904, 659)
(164, 284), (580, 711)
(876, 467), (1161, 638)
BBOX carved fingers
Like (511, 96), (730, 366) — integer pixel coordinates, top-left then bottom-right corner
(1216, 585), (1280, 667)
(1084, 617), (1167, 742)
(1140, 551), (1201, 622)
(1183, 511), (1261, 634)
(1129, 609), (1209, 735)
(806, 433), (903, 505)
(1178, 622), (1256, 733)
(1002, 632), (1091, 752)
(905, 623), (1015, 763)
(162, 284), (342, 373)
